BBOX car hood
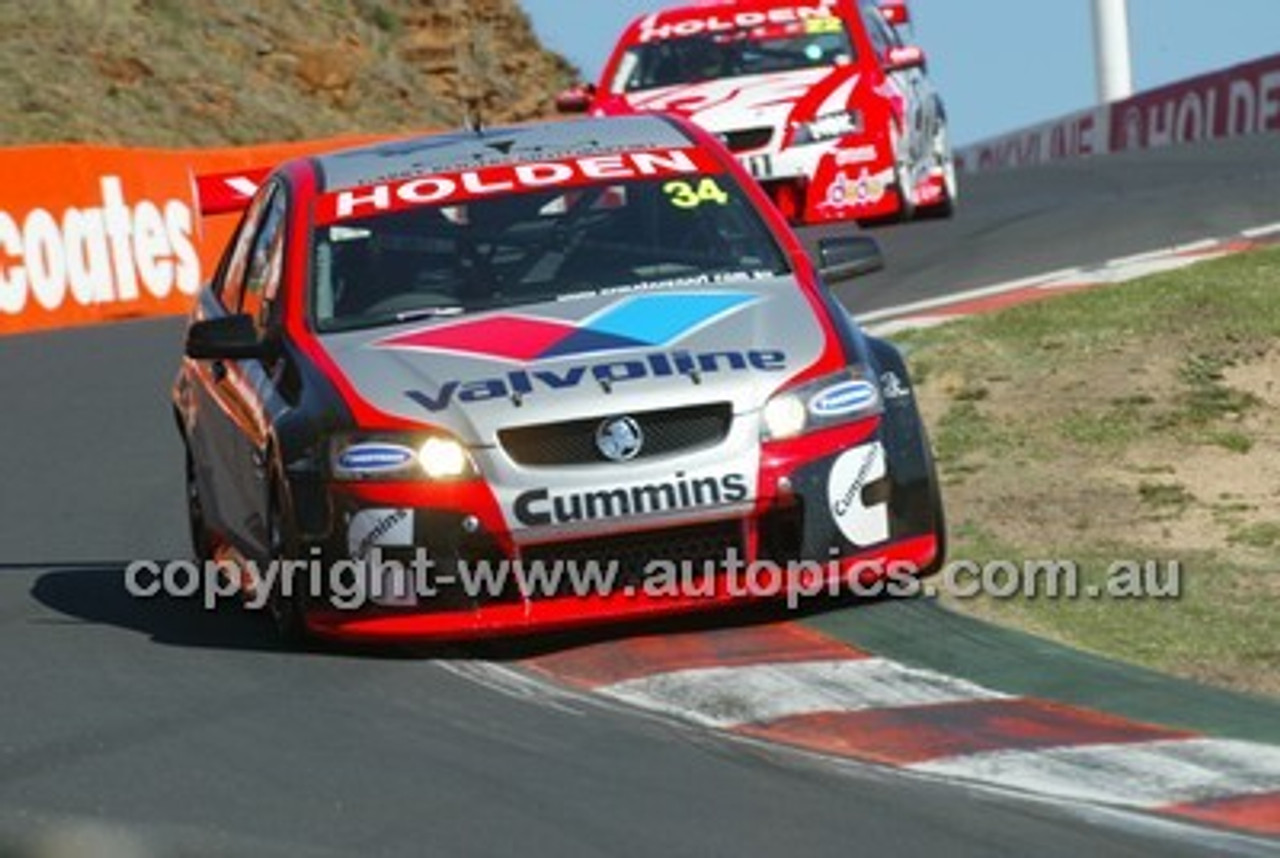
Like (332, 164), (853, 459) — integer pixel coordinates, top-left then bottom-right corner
(600, 66), (861, 136)
(318, 276), (829, 446)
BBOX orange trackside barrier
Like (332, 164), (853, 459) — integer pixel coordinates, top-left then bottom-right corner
(0, 133), (392, 337)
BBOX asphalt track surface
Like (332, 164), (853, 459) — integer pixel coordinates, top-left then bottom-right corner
(2, 136), (1279, 856)
(826, 133), (1280, 316)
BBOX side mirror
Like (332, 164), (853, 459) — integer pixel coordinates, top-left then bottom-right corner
(816, 236), (884, 284)
(886, 45), (926, 72)
(186, 314), (278, 361)
(879, 0), (910, 26)
(555, 83), (596, 114)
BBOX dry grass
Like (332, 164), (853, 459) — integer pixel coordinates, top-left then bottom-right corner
(0, 0), (576, 148)
(901, 248), (1280, 697)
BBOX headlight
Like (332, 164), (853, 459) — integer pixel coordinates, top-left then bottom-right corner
(761, 370), (882, 441)
(763, 396), (808, 441)
(331, 434), (476, 481)
(418, 437), (470, 480)
(791, 111), (864, 146)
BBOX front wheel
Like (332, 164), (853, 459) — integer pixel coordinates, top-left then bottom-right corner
(265, 499), (311, 646)
(185, 447), (215, 564)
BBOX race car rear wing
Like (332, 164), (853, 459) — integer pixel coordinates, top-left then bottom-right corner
(193, 167), (271, 216)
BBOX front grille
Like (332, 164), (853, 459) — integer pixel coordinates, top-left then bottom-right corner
(499, 403), (732, 467)
(721, 127), (774, 152)
(521, 518), (746, 597)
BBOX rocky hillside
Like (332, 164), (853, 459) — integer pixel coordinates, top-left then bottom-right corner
(0, 0), (576, 148)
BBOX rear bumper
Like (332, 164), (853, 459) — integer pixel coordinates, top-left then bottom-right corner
(737, 134), (906, 224)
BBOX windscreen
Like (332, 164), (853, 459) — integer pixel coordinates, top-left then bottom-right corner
(312, 159), (790, 333)
(612, 18), (855, 93)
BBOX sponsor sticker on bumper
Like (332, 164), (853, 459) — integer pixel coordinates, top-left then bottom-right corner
(348, 508), (414, 561)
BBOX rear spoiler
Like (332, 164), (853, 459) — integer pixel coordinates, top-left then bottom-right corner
(193, 167), (271, 216)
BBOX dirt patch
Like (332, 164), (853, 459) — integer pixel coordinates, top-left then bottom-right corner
(903, 250), (1280, 697)
(924, 340), (1280, 562)
(0, 0), (576, 148)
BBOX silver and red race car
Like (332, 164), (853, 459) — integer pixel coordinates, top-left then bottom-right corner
(174, 115), (945, 643)
(558, 0), (956, 224)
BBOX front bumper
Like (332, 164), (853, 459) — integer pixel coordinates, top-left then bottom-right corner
(304, 533), (939, 642)
(303, 417), (941, 642)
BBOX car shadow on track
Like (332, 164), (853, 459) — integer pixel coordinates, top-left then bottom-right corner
(27, 565), (282, 652)
(26, 563), (900, 660)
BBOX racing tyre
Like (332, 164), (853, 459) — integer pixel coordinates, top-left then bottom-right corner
(920, 124), (958, 220)
(185, 447), (215, 564)
(918, 427), (948, 579)
(265, 497), (311, 646)
(890, 125), (916, 222)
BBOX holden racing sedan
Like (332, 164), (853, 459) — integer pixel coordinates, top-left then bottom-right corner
(174, 114), (945, 643)
(558, 0), (956, 224)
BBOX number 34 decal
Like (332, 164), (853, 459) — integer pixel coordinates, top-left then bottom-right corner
(664, 178), (730, 209)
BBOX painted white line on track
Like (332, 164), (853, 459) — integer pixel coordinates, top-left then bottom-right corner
(909, 738), (1280, 809)
(437, 659), (590, 717)
(1241, 221), (1280, 240)
(1172, 238), (1225, 255)
(1102, 238), (1219, 269)
(597, 658), (1008, 729)
(854, 269), (1081, 325)
(865, 316), (951, 337)
(1077, 254), (1230, 285)
(857, 221), (1278, 331)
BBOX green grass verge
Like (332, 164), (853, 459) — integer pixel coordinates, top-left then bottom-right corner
(897, 247), (1280, 697)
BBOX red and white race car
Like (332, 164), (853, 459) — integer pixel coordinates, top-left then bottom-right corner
(558, 0), (956, 224)
(177, 114), (946, 643)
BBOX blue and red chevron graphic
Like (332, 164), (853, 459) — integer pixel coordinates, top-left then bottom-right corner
(375, 292), (758, 362)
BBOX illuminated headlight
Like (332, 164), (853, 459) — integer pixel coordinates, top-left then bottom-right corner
(761, 370), (882, 441)
(332, 434), (475, 481)
(791, 111), (864, 146)
(418, 437), (470, 480)
(763, 396), (808, 441)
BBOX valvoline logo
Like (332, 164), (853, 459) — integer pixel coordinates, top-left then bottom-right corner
(376, 292), (758, 362)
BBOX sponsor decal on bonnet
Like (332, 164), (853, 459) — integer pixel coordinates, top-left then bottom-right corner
(379, 291), (789, 412)
(378, 291), (760, 362)
(404, 349), (789, 413)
